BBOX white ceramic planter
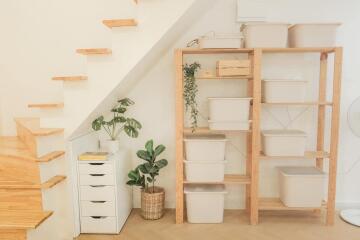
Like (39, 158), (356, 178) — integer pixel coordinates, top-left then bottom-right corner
(102, 140), (120, 154)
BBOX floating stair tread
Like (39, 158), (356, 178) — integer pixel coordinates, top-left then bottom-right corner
(259, 198), (326, 211)
(41, 175), (66, 189)
(28, 103), (64, 109)
(260, 151), (330, 160)
(36, 151), (65, 163)
(184, 127), (251, 134)
(184, 174), (250, 185)
(15, 118), (64, 136)
(0, 211), (53, 230)
(76, 48), (112, 55)
(103, 19), (137, 28)
(52, 76), (88, 81)
(0, 137), (36, 161)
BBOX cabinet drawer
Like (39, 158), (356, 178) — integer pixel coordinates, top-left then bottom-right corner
(79, 174), (115, 186)
(78, 162), (113, 175)
(81, 216), (117, 234)
(80, 201), (116, 216)
(80, 186), (115, 201)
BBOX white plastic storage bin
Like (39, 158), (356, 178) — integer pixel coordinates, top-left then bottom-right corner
(185, 184), (227, 223)
(243, 23), (290, 48)
(199, 33), (244, 49)
(262, 130), (306, 156)
(289, 23), (341, 47)
(184, 135), (227, 161)
(278, 166), (326, 207)
(208, 97), (251, 121)
(184, 160), (226, 182)
(262, 79), (307, 103)
(208, 120), (251, 131)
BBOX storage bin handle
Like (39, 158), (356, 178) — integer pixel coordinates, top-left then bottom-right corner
(91, 201), (106, 203)
(89, 163), (104, 165)
(89, 174), (105, 177)
(89, 185), (105, 188)
(90, 216), (107, 219)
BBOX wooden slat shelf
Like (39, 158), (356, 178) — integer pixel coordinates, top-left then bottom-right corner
(260, 151), (330, 160)
(259, 198), (326, 211)
(28, 103), (64, 109)
(103, 19), (137, 28)
(52, 76), (88, 81)
(184, 174), (251, 185)
(261, 102), (332, 106)
(182, 48), (253, 54)
(197, 76), (252, 80)
(76, 48), (112, 55)
(0, 211), (53, 230)
(184, 127), (251, 135)
(36, 151), (65, 163)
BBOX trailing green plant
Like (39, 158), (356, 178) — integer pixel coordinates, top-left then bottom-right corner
(183, 62), (201, 132)
(126, 140), (168, 193)
(92, 98), (142, 140)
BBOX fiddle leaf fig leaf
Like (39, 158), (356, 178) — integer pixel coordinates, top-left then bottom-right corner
(154, 145), (165, 157)
(118, 98), (134, 107)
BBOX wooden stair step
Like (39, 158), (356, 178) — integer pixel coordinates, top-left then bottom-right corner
(15, 118), (64, 137)
(0, 210), (53, 230)
(36, 151), (65, 163)
(28, 103), (64, 109)
(52, 76), (88, 81)
(0, 175), (66, 189)
(41, 175), (66, 189)
(0, 137), (36, 161)
(103, 19), (137, 28)
(76, 48), (112, 55)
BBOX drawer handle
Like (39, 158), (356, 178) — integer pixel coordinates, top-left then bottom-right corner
(89, 174), (105, 177)
(91, 216), (107, 219)
(89, 163), (104, 165)
(91, 201), (106, 203)
(90, 185), (105, 188)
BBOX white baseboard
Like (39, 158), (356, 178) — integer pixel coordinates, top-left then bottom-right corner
(336, 201), (360, 210)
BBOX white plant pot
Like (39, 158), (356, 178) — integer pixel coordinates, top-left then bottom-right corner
(102, 140), (120, 154)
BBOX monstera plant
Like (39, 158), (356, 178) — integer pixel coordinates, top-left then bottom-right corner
(127, 140), (168, 220)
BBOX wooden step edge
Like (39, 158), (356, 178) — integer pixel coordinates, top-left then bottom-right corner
(0, 211), (53, 230)
(102, 19), (138, 28)
(28, 103), (64, 109)
(36, 151), (65, 163)
(41, 175), (66, 189)
(52, 76), (88, 81)
(76, 48), (112, 55)
(15, 118), (64, 137)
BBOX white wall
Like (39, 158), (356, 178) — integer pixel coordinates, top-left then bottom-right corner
(110, 0), (360, 208)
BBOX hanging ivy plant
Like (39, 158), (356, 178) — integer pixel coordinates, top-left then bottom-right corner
(183, 62), (201, 132)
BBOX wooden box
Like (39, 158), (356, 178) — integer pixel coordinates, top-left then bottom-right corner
(216, 60), (250, 76)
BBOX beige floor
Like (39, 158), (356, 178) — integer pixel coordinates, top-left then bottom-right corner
(76, 209), (360, 240)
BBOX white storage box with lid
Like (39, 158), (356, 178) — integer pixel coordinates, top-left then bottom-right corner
(208, 120), (251, 131)
(278, 166), (326, 207)
(243, 23), (290, 48)
(184, 160), (226, 182)
(289, 23), (341, 47)
(208, 97), (251, 121)
(262, 79), (307, 103)
(199, 32), (244, 49)
(262, 130), (307, 156)
(185, 184), (227, 223)
(184, 135), (227, 161)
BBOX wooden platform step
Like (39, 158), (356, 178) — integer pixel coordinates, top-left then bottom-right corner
(103, 19), (137, 28)
(41, 175), (66, 189)
(76, 48), (112, 55)
(0, 137), (37, 161)
(259, 198), (327, 211)
(0, 175), (66, 189)
(0, 210), (53, 229)
(28, 103), (64, 109)
(52, 76), (88, 81)
(36, 151), (65, 163)
(15, 118), (64, 137)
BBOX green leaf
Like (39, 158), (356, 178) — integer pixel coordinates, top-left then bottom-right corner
(118, 98), (134, 106)
(127, 118), (142, 129)
(154, 145), (165, 157)
(111, 107), (126, 113)
(91, 116), (104, 131)
(145, 140), (154, 155)
(124, 125), (139, 138)
(114, 116), (126, 123)
(136, 150), (151, 161)
(138, 163), (148, 174)
(147, 177), (153, 183)
(126, 180), (137, 185)
(155, 159), (168, 169)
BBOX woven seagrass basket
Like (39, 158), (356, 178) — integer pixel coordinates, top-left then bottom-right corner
(141, 187), (165, 220)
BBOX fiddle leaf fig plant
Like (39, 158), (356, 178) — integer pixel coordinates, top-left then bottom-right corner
(127, 140), (168, 193)
(183, 62), (201, 132)
(92, 97), (142, 140)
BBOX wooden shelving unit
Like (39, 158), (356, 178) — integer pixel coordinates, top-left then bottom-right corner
(174, 47), (342, 226)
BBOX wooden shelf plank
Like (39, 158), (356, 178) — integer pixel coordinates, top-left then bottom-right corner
(259, 151), (330, 160)
(0, 175), (66, 189)
(184, 127), (251, 134)
(0, 211), (53, 230)
(197, 76), (252, 80)
(52, 76), (87, 81)
(76, 48), (112, 55)
(182, 48), (254, 54)
(36, 151), (65, 163)
(184, 174), (251, 185)
(261, 47), (336, 53)
(262, 102), (332, 106)
(103, 19), (137, 28)
(259, 198), (326, 211)
(28, 103), (64, 109)
(15, 118), (64, 137)
(41, 175), (66, 189)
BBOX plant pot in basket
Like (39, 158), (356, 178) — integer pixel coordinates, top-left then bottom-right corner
(141, 187), (165, 220)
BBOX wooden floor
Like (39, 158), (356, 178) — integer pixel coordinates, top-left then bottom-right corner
(76, 209), (360, 240)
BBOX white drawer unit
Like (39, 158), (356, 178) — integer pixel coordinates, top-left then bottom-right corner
(77, 150), (133, 234)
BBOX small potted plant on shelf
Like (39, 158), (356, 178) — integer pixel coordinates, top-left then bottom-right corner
(126, 140), (168, 220)
(183, 62), (201, 132)
(92, 97), (142, 153)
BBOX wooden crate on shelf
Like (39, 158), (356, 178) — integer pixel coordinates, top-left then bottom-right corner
(216, 59), (250, 76)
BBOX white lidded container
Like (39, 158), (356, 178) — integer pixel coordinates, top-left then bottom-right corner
(208, 120), (251, 131)
(208, 97), (251, 121)
(185, 184), (227, 223)
(278, 166), (326, 207)
(184, 135), (227, 161)
(262, 130), (307, 156)
(199, 32), (244, 49)
(243, 23), (290, 48)
(184, 160), (226, 182)
(262, 79), (307, 103)
(289, 23), (341, 47)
